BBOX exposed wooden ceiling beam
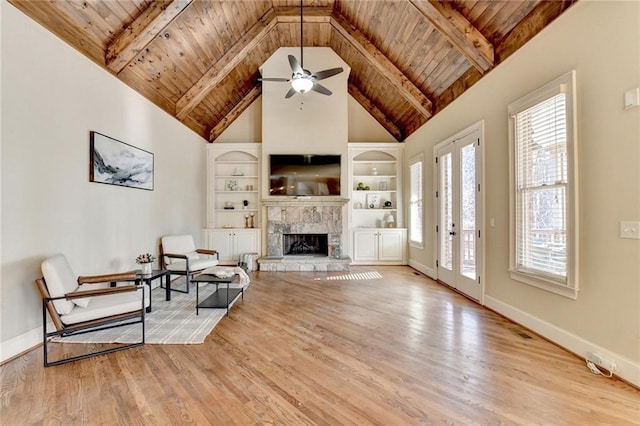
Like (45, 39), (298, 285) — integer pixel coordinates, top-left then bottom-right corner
(274, 7), (332, 23)
(496, 0), (577, 63)
(330, 11), (433, 119)
(209, 86), (262, 142)
(348, 84), (403, 142)
(176, 9), (277, 121)
(408, 0), (494, 73)
(106, 0), (193, 74)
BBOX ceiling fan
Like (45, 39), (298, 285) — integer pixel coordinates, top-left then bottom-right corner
(259, 1), (344, 98)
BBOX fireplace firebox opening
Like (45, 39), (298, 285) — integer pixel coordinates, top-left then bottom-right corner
(283, 233), (328, 256)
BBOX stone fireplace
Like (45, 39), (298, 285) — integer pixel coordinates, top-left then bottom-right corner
(259, 198), (350, 271)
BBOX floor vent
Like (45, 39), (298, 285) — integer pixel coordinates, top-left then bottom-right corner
(508, 326), (532, 339)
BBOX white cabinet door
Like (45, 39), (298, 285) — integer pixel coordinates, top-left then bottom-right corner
(351, 228), (407, 264)
(232, 229), (259, 262)
(207, 230), (235, 262)
(353, 230), (379, 262)
(204, 229), (260, 264)
(378, 230), (404, 261)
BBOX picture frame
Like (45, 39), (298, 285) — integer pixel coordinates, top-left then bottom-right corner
(367, 193), (380, 209)
(89, 131), (153, 190)
(225, 179), (239, 191)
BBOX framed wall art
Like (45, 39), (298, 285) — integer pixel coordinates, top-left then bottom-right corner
(89, 131), (154, 190)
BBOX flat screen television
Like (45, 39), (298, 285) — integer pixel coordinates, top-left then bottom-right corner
(269, 154), (341, 196)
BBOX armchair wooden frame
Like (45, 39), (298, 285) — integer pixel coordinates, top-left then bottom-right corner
(35, 271), (146, 367)
(160, 247), (219, 294)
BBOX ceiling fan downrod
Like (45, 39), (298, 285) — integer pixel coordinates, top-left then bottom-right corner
(300, 0), (304, 70)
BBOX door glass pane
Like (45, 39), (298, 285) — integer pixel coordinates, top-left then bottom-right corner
(461, 143), (476, 279)
(440, 153), (453, 270)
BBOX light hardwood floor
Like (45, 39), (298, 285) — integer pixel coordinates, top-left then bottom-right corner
(1, 266), (639, 424)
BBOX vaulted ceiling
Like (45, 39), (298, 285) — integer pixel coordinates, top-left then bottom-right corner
(9, 0), (576, 142)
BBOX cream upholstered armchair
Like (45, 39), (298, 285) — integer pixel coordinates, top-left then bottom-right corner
(160, 235), (219, 294)
(35, 254), (149, 367)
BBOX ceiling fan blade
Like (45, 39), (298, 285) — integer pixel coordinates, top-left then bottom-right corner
(259, 77), (290, 82)
(285, 87), (298, 99)
(312, 67), (344, 81)
(311, 83), (332, 96)
(288, 55), (303, 75)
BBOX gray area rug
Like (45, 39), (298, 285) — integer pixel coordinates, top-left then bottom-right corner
(55, 278), (247, 344)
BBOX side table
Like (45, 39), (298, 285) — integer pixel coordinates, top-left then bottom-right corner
(134, 269), (171, 312)
(191, 274), (243, 316)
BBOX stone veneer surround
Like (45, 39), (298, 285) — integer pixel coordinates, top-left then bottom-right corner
(260, 198), (350, 272)
(264, 198), (349, 257)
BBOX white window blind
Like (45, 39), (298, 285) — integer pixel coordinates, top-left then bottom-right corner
(409, 157), (423, 246)
(514, 93), (568, 280)
(508, 70), (578, 298)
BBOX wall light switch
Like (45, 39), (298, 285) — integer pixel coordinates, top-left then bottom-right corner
(489, 218), (495, 228)
(620, 221), (640, 239)
(624, 87), (640, 110)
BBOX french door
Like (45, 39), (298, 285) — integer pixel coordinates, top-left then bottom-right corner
(436, 128), (483, 301)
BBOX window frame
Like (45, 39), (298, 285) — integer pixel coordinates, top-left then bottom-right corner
(508, 70), (579, 299)
(408, 153), (424, 248)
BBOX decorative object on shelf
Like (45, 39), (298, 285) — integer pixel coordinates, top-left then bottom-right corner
(383, 200), (393, 208)
(232, 168), (244, 176)
(245, 184), (254, 191)
(224, 201), (235, 209)
(242, 200), (249, 209)
(135, 253), (155, 276)
(371, 167), (378, 176)
(250, 213), (255, 228)
(354, 201), (363, 209)
(379, 181), (387, 191)
(367, 193), (380, 209)
(385, 214), (396, 228)
(90, 131), (153, 191)
(225, 179), (239, 191)
(244, 214), (250, 228)
(357, 182), (365, 191)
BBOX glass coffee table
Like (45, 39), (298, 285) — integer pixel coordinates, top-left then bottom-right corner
(191, 273), (243, 316)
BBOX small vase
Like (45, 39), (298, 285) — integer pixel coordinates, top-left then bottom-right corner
(140, 262), (152, 276)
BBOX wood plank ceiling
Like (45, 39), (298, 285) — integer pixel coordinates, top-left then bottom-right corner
(9, 0), (577, 142)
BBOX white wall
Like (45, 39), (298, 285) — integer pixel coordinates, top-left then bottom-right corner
(0, 3), (207, 361)
(404, 0), (640, 385)
(261, 47), (350, 155)
(348, 97), (396, 143)
(215, 94), (396, 144)
(215, 96), (263, 143)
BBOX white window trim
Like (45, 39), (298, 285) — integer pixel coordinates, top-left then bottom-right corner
(508, 70), (579, 299)
(408, 153), (424, 249)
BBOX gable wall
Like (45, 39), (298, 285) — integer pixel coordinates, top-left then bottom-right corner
(0, 2), (207, 360)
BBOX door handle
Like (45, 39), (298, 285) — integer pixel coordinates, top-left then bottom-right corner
(449, 231), (456, 235)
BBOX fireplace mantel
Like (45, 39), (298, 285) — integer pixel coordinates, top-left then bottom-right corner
(261, 197), (350, 207)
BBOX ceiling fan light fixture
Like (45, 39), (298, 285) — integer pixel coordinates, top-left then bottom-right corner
(291, 77), (313, 93)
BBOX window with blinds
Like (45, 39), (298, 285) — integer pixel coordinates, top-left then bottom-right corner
(508, 70), (578, 298)
(409, 155), (424, 247)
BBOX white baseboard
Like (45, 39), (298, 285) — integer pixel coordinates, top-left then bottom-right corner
(1, 326), (41, 364)
(484, 295), (640, 388)
(408, 259), (435, 279)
